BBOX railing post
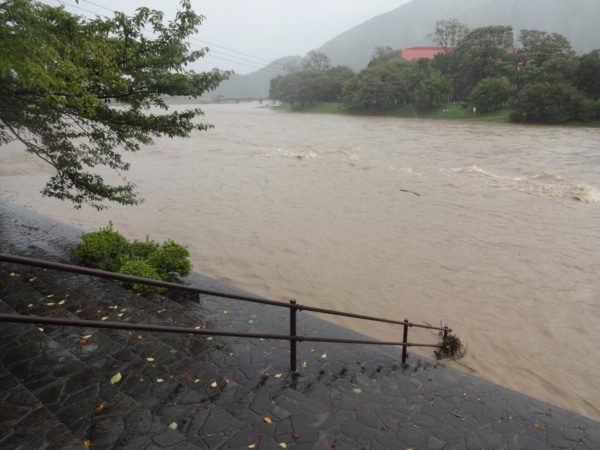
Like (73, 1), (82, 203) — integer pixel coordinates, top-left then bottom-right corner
(443, 326), (449, 341)
(290, 299), (297, 372)
(402, 319), (409, 363)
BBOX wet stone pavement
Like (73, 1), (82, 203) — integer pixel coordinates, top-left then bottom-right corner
(0, 200), (599, 449)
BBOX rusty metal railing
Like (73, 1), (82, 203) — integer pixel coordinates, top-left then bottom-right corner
(0, 253), (451, 369)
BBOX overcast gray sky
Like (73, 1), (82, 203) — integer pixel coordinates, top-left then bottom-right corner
(48, 0), (412, 74)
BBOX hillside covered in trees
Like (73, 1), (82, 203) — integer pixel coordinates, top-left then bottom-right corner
(208, 0), (600, 100)
(269, 23), (600, 124)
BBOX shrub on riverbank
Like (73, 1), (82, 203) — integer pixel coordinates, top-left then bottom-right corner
(75, 222), (192, 292)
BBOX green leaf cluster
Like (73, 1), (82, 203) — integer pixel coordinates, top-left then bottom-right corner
(0, 0), (230, 209)
(75, 222), (192, 293)
(269, 52), (354, 108)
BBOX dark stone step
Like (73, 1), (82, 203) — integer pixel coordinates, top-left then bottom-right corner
(0, 261), (292, 448)
(0, 298), (202, 449)
(0, 362), (86, 450)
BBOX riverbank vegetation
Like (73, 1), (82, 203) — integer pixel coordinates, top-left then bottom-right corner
(75, 223), (192, 293)
(270, 21), (600, 126)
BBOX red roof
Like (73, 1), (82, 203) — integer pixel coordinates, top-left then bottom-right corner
(399, 46), (447, 61)
(399, 46), (521, 61)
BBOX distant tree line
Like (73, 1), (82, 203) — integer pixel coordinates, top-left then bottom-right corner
(269, 20), (600, 124)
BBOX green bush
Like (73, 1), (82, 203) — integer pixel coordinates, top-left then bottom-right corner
(468, 77), (514, 113)
(148, 239), (192, 282)
(116, 260), (167, 293)
(74, 222), (129, 271)
(126, 237), (160, 260)
(509, 82), (586, 123)
(75, 223), (193, 292)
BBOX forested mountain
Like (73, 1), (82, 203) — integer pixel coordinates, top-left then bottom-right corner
(205, 0), (600, 99)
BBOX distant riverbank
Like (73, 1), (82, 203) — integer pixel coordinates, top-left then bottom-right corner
(275, 102), (600, 126)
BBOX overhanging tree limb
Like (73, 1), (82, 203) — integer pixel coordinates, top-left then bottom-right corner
(0, 0), (230, 209)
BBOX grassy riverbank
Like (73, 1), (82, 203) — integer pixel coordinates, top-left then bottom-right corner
(277, 102), (511, 121)
(276, 102), (600, 126)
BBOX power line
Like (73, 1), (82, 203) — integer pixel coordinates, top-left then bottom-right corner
(51, 0), (289, 75)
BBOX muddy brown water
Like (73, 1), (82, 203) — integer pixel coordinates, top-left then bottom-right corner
(2, 102), (600, 420)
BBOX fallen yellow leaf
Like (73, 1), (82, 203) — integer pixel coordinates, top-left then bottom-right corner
(137, 335), (143, 340)
(110, 372), (122, 384)
(94, 402), (106, 412)
(534, 423), (546, 430)
(45, 302), (55, 306)
(58, 299), (66, 305)
(248, 444), (256, 449)
(279, 443), (287, 448)
(274, 373), (282, 378)
(146, 357), (155, 362)
(263, 416), (272, 424)
(156, 378), (164, 383)
(210, 381), (218, 388)
(101, 316), (109, 321)
(301, 361), (307, 368)
(82, 335), (92, 339)
(321, 353), (327, 359)
(83, 439), (91, 448)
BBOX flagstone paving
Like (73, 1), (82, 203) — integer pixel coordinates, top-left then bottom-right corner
(1, 200), (599, 449)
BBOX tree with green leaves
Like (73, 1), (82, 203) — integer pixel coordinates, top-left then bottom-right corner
(514, 30), (577, 88)
(414, 70), (452, 108)
(427, 19), (470, 51)
(509, 82), (586, 123)
(452, 26), (515, 101)
(339, 62), (406, 110)
(0, 0), (229, 209)
(300, 51), (332, 71)
(575, 50), (600, 101)
(368, 46), (403, 67)
(468, 77), (514, 113)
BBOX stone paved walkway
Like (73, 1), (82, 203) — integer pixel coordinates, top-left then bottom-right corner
(1, 200), (599, 449)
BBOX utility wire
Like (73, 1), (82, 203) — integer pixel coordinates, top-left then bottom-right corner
(52, 0), (289, 75)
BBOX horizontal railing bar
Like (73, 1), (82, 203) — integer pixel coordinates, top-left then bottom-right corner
(0, 253), (451, 333)
(296, 304), (449, 331)
(0, 314), (440, 348)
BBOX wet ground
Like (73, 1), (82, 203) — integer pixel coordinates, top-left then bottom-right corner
(1, 199), (599, 449)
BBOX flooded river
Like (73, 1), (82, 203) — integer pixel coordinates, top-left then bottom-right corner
(2, 102), (600, 420)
